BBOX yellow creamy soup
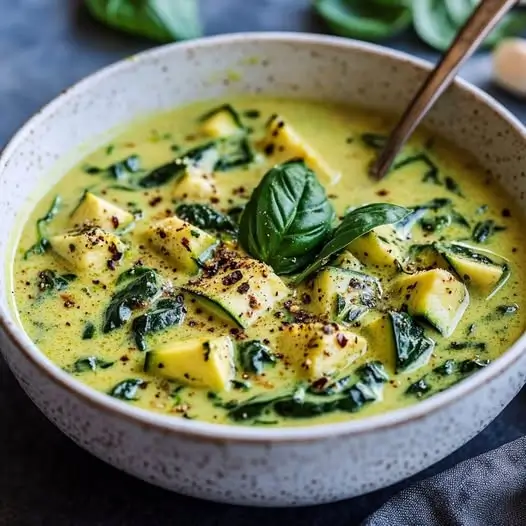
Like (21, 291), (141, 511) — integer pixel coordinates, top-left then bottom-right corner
(12, 97), (526, 426)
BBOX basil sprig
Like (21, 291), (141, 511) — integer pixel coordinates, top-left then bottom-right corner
(314, 0), (526, 51)
(239, 159), (335, 275)
(293, 203), (411, 283)
(85, 0), (201, 42)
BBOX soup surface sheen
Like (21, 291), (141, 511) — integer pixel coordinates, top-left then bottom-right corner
(12, 97), (526, 426)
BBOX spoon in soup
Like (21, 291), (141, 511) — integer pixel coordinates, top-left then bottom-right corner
(370, 0), (519, 181)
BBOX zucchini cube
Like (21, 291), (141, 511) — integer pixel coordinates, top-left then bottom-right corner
(50, 227), (126, 274)
(280, 322), (367, 380)
(69, 192), (134, 231)
(199, 104), (244, 138)
(392, 269), (469, 337)
(347, 225), (401, 268)
(144, 216), (217, 274)
(184, 252), (289, 328)
(261, 114), (339, 185)
(144, 335), (235, 391)
(310, 267), (379, 323)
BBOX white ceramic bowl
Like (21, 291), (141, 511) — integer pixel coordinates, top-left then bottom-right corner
(1, 33), (526, 507)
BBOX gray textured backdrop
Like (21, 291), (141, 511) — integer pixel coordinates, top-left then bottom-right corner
(2, 1), (526, 525)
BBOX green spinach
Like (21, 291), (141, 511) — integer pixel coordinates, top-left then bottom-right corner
(390, 311), (435, 373)
(103, 269), (160, 333)
(37, 270), (76, 294)
(109, 378), (145, 401)
(73, 356), (114, 373)
(132, 297), (186, 351)
(85, 0), (201, 42)
(472, 220), (506, 244)
(175, 203), (238, 235)
(82, 322), (96, 340)
(24, 196), (62, 259)
(237, 340), (276, 375)
(239, 159), (335, 275)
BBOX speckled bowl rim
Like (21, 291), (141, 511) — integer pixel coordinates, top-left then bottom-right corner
(1, 32), (525, 443)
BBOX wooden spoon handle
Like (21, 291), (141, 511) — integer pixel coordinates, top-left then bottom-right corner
(371, 0), (518, 180)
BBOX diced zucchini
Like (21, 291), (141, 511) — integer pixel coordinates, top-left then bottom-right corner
(261, 114), (339, 185)
(310, 267), (380, 323)
(407, 244), (448, 271)
(69, 192), (134, 231)
(279, 322), (367, 380)
(144, 216), (217, 274)
(435, 242), (509, 299)
(332, 250), (363, 271)
(392, 269), (469, 337)
(50, 227), (126, 273)
(347, 225), (402, 268)
(144, 335), (235, 391)
(199, 104), (244, 138)
(183, 252), (289, 328)
(215, 136), (254, 171)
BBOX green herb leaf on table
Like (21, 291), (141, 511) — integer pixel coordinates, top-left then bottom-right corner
(85, 0), (201, 42)
(293, 203), (410, 284)
(132, 297), (186, 352)
(314, 0), (412, 41)
(239, 159), (335, 275)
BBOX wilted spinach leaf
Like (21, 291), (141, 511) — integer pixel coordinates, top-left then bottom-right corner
(390, 311), (435, 372)
(82, 322), (96, 340)
(132, 297), (186, 351)
(472, 220), (506, 244)
(103, 269), (160, 333)
(73, 356), (114, 373)
(237, 340), (276, 374)
(37, 269), (76, 294)
(24, 196), (62, 259)
(109, 378), (145, 401)
(176, 203), (238, 235)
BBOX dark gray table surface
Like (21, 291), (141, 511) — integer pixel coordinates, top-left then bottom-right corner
(2, 1), (526, 525)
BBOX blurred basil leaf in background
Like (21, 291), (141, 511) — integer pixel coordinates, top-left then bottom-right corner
(314, 0), (526, 52)
(85, 0), (202, 42)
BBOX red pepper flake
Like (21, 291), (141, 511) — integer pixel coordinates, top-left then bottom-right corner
(502, 208), (511, 218)
(322, 324), (335, 335)
(149, 196), (162, 207)
(181, 237), (191, 252)
(68, 243), (76, 253)
(158, 229), (167, 239)
(376, 189), (389, 197)
(222, 270), (243, 286)
(301, 293), (311, 305)
(111, 216), (120, 229)
(248, 295), (260, 309)
(336, 333), (348, 347)
(120, 355), (130, 362)
(237, 282), (250, 294)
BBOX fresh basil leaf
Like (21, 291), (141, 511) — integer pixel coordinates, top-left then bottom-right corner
(237, 340), (276, 375)
(132, 297), (186, 351)
(390, 311), (435, 373)
(293, 203), (410, 283)
(85, 0), (201, 42)
(103, 269), (160, 333)
(239, 159), (335, 275)
(24, 196), (62, 259)
(314, 0), (412, 41)
(175, 203), (238, 235)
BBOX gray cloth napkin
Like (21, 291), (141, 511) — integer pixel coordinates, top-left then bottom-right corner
(363, 436), (526, 526)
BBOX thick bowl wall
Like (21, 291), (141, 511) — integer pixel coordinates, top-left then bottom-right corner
(1, 34), (526, 506)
